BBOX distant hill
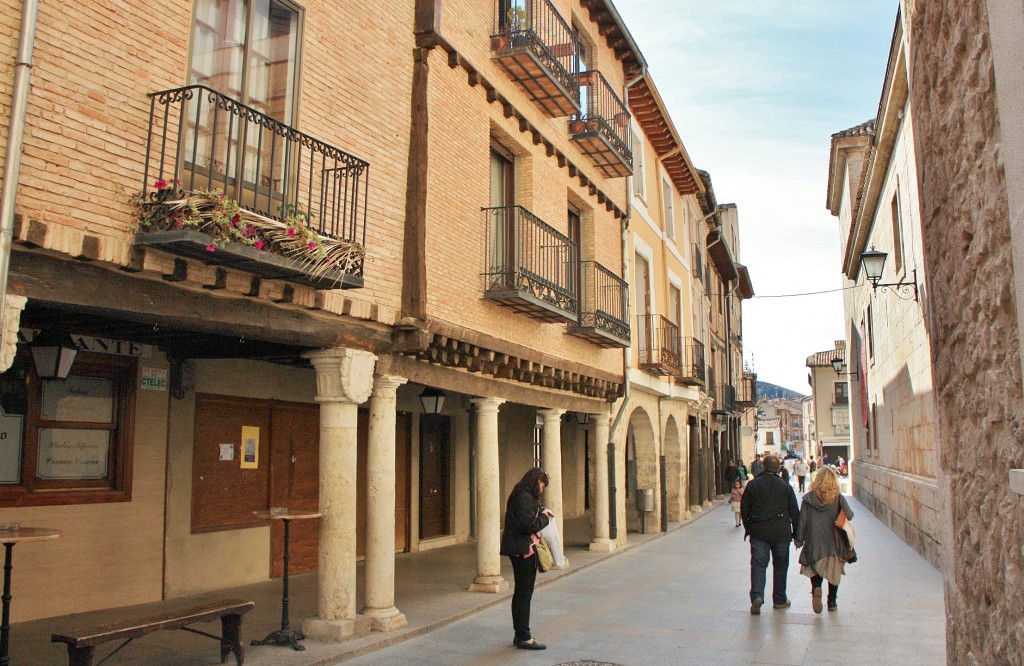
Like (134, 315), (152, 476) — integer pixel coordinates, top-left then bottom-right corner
(756, 381), (807, 401)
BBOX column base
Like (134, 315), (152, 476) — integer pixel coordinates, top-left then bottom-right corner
(684, 510), (693, 521)
(468, 575), (508, 593)
(588, 539), (616, 553)
(702, 500), (713, 508)
(301, 615), (372, 642)
(363, 606), (408, 632)
(690, 504), (703, 513)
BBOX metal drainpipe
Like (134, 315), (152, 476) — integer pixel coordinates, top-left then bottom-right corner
(606, 66), (647, 541)
(0, 0), (40, 360)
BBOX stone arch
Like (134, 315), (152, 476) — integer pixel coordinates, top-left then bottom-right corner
(625, 407), (658, 533)
(663, 415), (685, 522)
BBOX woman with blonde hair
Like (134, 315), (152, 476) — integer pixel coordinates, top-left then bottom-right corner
(794, 466), (853, 613)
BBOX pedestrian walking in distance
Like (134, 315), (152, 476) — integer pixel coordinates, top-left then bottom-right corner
(741, 454), (800, 615)
(730, 480), (744, 527)
(724, 459), (740, 493)
(750, 454), (763, 478)
(499, 467), (554, 650)
(737, 460), (750, 488)
(796, 457), (810, 492)
(795, 466), (853, 613)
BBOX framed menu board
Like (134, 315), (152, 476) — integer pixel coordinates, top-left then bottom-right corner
(36, 428), (110, 480)
(41, 377), (114, 423)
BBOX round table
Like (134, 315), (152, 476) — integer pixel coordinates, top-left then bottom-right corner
(250, 511), (320, 651)
(0, 528), (61, 666)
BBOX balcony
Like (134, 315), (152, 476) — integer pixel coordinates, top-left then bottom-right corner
(678, 337), (705, 386)
(139, 85), (368, 289)
(636, 314), (682, 377)
(491, 0), (581, 118)
(567, 261), (630, 348)
(482, 206), (578, 322)
(719, 384), (737, 413)
(569, 71), (632, 178)
(737, 372), (757, 406)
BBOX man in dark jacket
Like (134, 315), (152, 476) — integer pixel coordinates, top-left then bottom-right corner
(740, 454), (799, 615)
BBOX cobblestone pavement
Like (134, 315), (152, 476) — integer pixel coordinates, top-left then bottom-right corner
(345, 495), (945, 666)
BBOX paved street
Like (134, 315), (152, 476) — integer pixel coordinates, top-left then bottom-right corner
(346, 495), (945, 666)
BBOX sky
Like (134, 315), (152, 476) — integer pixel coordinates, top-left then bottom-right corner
(613, 1), (899, 393)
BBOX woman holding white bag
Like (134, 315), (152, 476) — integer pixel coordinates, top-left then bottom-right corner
(794, 466), (854, 613)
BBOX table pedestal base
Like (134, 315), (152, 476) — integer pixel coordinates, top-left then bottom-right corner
(251, 628), (306, 651)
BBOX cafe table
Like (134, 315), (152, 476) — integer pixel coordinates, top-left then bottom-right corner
(250, 510), (320, 651)
(0, 527), (61, 666)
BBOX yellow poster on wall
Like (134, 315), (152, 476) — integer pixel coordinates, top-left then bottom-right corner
(240, 426), (259, 469)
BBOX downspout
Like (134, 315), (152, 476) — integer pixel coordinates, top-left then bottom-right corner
(607, 65), (647, 540)
(0, 0), (40, 367)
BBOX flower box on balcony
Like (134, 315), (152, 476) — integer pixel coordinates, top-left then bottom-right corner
(132, 183), (364, 290)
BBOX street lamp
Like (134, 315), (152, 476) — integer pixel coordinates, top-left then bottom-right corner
(419, 387), (446, 414)
(30, 329), (79, 380)
(831, 358), (856, 377)
(859, 249), (919, 301)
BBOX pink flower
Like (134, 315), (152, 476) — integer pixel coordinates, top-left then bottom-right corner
(286, 227), (297, 238)
(244, 224), (255, 238)
(307, 241), (317, 251)
(254, 239), (265, 250)
(206, 243), (216, 252)
(231, 214), (241, 226)
(154, 179), (167, 190)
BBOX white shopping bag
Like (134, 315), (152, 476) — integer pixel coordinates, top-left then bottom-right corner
(540, 516), (566, 567)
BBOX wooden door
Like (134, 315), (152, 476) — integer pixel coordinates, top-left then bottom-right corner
(419, 414), (452, 539)
(634, 254), (651, 360)
(395, 413), (411, 552)
(269, 402), (320, 577)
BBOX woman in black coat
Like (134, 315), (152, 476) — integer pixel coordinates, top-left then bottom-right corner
(499, 467), (552, 650)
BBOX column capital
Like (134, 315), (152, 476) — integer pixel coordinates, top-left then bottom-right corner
(305, 348), (377, 404)
(538, 408), (566, 423)
(0, 294), (27, 373)
(470, 396), (506, 415)
(372, 374), (408, 395)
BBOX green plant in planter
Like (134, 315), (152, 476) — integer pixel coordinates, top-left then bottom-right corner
(132, 180), (365, 280)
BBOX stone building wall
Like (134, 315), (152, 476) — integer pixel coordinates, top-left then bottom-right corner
(909, 1), (1024, 662)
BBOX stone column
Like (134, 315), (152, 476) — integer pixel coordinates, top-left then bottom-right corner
(302, 348), (376, 642)
(539, 408), (566, 521)
(589, 414), (615, 552)
(468, 397), (508, 593)
(363, 374), (408, 632)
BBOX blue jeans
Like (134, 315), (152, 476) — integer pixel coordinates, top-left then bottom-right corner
(750, 538), (790, 605)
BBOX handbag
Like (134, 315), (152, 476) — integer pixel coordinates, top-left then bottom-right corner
(834, 503), (857, 563)
(535, 536), (554, 572)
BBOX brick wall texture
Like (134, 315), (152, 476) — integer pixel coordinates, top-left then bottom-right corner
(909, 1), (1024, 661)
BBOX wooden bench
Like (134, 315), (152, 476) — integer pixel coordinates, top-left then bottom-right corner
(51, 598), (254, 666)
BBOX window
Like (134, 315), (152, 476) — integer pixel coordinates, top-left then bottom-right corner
(834, 381), (849, 405)
(190, 0), (301, 124)
(832, 406), (850, 435)
(891, 186), (904, 273)
(634, 253), (652, 359)
(663, 179), (675, 239)
(766, 431), (775, 447)
(669, 284), (682, 357)
(0, 352), (136, 506)
(188, 0), (302, 197)
(632, 132), (646, 199)
(488, 144), (516, 279)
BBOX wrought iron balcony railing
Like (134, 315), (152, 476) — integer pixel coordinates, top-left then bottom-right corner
(140, 85), (369, 289)
(482, 206), (578, 322)
(720, 384), (737, 413)
(491, 0), (581, 117)
(569, 70), (632, 178)
(737, 372), (757, 406)
(636, 314), (682, 378)
(568, 261), (629, 347)
(678, 337), (706, 386)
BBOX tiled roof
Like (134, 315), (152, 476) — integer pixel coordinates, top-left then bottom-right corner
(806, 348), (844, 367)
(831, 120), (876, 139)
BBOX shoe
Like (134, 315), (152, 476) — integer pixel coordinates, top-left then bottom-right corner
(516, 640), (546, 650)
(812, 589), (822, 614)
(750, 597), (763, 615)
(773, 599), (791, 609)
(827, 602), (838, 612)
